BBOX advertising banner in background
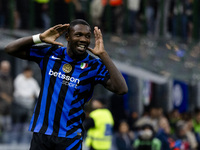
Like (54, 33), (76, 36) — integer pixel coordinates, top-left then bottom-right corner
(172, 80), (188, 113)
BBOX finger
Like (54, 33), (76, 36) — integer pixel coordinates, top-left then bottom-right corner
(57, 27), (68, 35)
(52, 24), (63, 30)
(56, 24), (70, 35)
(94, 27), (102, 39)
(52, 41), (64, 47)
(94, 27), (99, 40)
(60, 24), (69, 32)
(59, 24), (70, 30)
(52, 24), (68, 33)
(94, 26), (99, 35)
(63, 24), (70, 27)
(55, 24), (69, 31)
(98, 29), (102, 38)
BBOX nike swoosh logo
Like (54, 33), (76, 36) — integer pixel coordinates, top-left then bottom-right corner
(51, 55), (61, 60)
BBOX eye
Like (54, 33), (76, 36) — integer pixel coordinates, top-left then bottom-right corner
(75, 33), (82, 37)
(76, 34), (81, 37)
(86, 34), (91, 38)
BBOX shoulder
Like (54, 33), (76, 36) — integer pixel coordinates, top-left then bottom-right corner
(52, 46), (66, 56)
(31, 44), (65, 55)
(89, 109), (101, 117)
(31, 43), (52, 50)
(29, 77), (38, 83)
(133, 138), (141, 146)
(90, 109), (110, 116)
(15, 74), (24, 81)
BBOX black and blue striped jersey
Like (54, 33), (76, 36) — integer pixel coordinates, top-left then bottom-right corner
(28, 44), (110, 139)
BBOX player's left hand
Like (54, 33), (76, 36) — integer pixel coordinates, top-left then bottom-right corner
(87, 27), (106, 56)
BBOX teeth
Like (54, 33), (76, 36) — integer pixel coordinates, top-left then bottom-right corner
(78, 45), (85, 48)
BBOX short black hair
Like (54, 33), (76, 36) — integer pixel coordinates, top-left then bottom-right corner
(23, 66), (32, 72)
(67, 19), (91, 33)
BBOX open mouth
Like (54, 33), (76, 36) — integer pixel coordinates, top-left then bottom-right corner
(77, 44), (86, 52)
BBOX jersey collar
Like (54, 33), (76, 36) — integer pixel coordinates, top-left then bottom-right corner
(64, 48), (89, 63)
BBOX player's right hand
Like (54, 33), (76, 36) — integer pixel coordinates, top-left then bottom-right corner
(40, 24), (69, 46)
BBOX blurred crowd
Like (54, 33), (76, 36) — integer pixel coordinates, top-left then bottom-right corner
(107, 95), (200, 150)
(81, 94), (200, 150)
(0, 0), (199, 43)
(0, 60), (40, 144)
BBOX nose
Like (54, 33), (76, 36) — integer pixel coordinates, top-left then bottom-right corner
(80, 35), (89, 43)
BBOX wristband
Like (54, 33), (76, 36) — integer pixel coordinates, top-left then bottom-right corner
(32, 34), (42, 44)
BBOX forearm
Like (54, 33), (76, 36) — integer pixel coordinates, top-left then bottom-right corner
(5, 36), (34, 59)
(99, 52), (128, 95)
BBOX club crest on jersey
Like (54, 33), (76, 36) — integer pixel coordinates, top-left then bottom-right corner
(63, 64), (72, 73)
(80, 63), (88, 69)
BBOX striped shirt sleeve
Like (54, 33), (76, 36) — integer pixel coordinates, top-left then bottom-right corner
(27, 44), (52, 63)
(94, 60), (110, 86)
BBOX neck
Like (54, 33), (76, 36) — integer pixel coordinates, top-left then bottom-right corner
(67, 49), (87, 61)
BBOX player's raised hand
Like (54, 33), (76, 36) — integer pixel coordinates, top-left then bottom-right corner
(88, 26), (106, 56)
(40, 24), (69, 46)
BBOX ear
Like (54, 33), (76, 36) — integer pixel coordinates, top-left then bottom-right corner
(65, 32), (69, 41)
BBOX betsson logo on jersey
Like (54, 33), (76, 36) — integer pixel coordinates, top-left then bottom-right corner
(49, 69), (80, 88)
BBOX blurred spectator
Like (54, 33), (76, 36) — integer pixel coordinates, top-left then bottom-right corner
(134, 109), (151, 129)
(102, 0), (124, 35)
(156, 117), (173, 150)
(193, 108), (200, 133)
(114, 120), (134, 150)
(185, 0), (193, 43)
(0, 60), (13, 142)
(144, 0), (158, 36)
(34, 0), (50, 29)
(111, 0), (124, 35)
(84, 97), (114, 150)
(184, 118), (198, 150)
(128, 111), (139, 131)
(133, 123), (161, 150)
(156, 116), (189, 150)
(135, 106), (163, 132)
(11, 66), (40, 143)
(90, 0), (104, 28)
(193, 108), (200, 149)
(16, 0), (29, 29)
(168, 109), (181, 134)
(169, 0), (188, 42)
(127, 0), (141, 35)
(154, 0), (171, 38)
(73, 0), (88, 21)
(173, 120), (190, 150)
(149, 106), (164, 132)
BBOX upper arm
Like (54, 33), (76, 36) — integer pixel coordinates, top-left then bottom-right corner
(104, 79), (115, 93)
(5, 36), (34, 60)
(5, 43), (31, 60)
